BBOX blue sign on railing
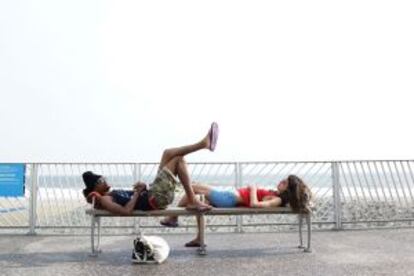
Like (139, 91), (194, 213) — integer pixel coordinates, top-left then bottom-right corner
(0, 164), (25, 197)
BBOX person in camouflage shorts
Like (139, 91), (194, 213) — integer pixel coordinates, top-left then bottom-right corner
(147, 167), (178, 209)
(147, 122), (219, 211)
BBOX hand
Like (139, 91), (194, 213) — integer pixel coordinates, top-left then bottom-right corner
(88, 191), (102, 202)
(133, 182), (146, 192)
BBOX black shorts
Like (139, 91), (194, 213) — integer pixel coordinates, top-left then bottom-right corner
(135, 190), (154, 211)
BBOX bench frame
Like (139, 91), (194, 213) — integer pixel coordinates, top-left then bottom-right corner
(86, 205), (312, 256)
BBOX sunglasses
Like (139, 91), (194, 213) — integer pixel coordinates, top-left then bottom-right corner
(97, 177), (107, 185)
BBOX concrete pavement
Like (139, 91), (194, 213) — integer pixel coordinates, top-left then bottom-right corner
(1, 229), (413, 276)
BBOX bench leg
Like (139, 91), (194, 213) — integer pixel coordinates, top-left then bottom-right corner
(97, 217), (102, 253)
(134, 217), (142, 236)
(90, 216), (102, 257)
(298, 214), (304, 249)
(197, 214), (207, 256)
(90, 216), (97, 256)
(304, 214), (312, 253)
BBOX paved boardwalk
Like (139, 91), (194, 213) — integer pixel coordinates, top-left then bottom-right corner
(1, 229), (414, 276)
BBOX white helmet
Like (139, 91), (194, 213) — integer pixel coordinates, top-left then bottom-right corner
(132, 235), (170, 264)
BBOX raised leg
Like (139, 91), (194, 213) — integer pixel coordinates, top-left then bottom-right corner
(159, 125), (214, 170)
(304, 214), (312, 253)
(159, 142), (206, 170)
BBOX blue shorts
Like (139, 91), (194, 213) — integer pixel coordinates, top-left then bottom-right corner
(208, 188), (238, 208)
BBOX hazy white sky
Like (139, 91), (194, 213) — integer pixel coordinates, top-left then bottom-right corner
(1, 1), (413, 163)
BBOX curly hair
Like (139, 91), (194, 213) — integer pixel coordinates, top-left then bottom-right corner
(285, 175), (313, 214)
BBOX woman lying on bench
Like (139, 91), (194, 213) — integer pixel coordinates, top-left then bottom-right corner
(82, 123), (219, 215)
(160, 175), (312, 247)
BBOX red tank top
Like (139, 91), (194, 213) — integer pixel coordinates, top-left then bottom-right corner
(237, 187), (279, 207)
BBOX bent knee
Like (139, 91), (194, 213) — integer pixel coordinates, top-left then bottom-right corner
(176, 156), (186, 163)
(170, 156), (186, 168)
(162, 149), (173, 161)
(164, 156), (185, 173)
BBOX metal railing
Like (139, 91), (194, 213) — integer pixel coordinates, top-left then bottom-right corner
(0, 160), (413, 234)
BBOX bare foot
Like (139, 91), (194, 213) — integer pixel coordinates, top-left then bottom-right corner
(200, 122), (219, 151)
(186, 200), (212, 212)
(200, 132), (210, 149)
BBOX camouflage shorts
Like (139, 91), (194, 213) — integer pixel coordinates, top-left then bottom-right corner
(148, 167), (178, 209)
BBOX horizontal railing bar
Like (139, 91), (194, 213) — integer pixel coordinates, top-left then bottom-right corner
(4, 159), (414, 165)
(0, 226), (30, 229)
(0, 159), (414, 164)
(232, 222), (335, 226)
(342, 219), (414, 223)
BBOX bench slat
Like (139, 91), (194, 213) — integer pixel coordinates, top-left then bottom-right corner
(85, 207), (295, 217)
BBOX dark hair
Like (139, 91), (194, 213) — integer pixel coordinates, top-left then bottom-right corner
(284, 175), (312, 213)
(82, 189), (92, 202)
(82, 171), (102, 200)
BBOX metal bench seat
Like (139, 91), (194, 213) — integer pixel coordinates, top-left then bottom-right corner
(86, 206), (312, 256)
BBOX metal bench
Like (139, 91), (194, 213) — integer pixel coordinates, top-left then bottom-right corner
(85, 206), (312, 256)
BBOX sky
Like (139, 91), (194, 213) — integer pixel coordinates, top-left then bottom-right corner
(0, 1), (413, 163)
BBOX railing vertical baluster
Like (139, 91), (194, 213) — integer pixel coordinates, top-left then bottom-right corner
(371, 161), (387, 202)
(235, 162), (243, 233)
(339, 163), (353, 205)
(133, 163), (142, 235)
(133, 163), (138, 181)
(332, 162), (342, 230)
(28, 164), (38, 235)
(386, 161), (403, 206)
(403, 161), (414, 202)
(376, 161), (394, 202)
(393, 161), (409, 209)
(361, 161), (377, 202)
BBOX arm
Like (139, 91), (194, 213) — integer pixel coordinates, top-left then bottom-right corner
(249, 186), (282, 208)
(98, 191), (141, 215)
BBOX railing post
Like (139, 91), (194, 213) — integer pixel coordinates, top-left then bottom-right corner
(235, 162), (243, 233)
(332, 162), (342, 230)
(133, 163), (142, 235)
(28, 164), (38, 235)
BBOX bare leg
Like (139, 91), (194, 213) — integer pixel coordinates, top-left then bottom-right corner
(160, 193), (190, 226)
(159, 129), (213, 170)
(185, 215), (202, 247)
(161, 183), (213, 225)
